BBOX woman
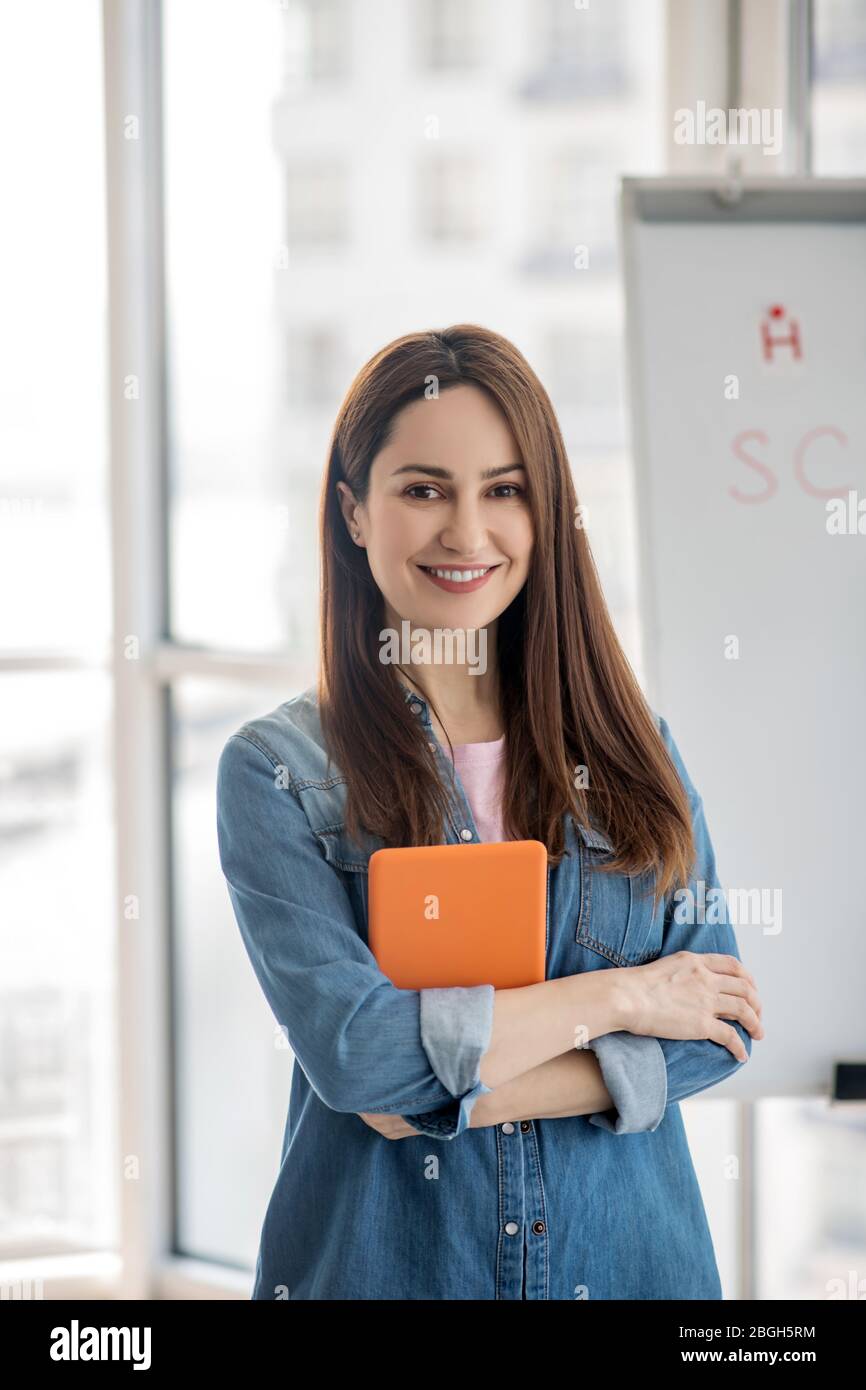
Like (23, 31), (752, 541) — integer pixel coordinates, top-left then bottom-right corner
(216, 323), (764, 1301)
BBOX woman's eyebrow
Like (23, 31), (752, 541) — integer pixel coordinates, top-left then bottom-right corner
(390, 463), (526, 480)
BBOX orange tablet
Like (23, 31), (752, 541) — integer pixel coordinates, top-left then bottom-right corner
(368, 840), (548, 990)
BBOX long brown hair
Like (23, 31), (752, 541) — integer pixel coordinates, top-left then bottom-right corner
(318, 323), (694, 908)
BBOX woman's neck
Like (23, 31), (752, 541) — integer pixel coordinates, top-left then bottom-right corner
(395, 665), (505, 746)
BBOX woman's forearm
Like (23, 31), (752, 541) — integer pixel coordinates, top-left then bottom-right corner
(477, 969), (627, 1091)
(470, 1047), (613, 1127)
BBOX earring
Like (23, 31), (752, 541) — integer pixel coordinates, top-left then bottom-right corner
(353, 529), (360, 540)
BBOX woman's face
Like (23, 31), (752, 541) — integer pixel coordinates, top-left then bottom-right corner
(337, 383), (534, 635)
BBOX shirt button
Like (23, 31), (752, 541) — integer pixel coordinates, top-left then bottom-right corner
(532, 1220), (546, 1235)
(501, 1122), (515, 1135)
(504, 1221), (520, 1236)
(460, 828), (473, 841)
(410, 702), (423, 715)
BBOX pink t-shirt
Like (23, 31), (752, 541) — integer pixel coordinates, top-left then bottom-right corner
(450, 735), (509, 843)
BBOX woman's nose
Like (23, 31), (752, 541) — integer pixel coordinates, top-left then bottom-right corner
(438, 506), (488, 557)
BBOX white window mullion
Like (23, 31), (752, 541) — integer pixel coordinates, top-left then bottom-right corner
(665, 0), (806, 177)
(103, 0), (172, 1299)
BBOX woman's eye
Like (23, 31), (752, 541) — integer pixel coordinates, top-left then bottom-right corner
(490, 483), (523, 498)
(404, 484), (443, 500)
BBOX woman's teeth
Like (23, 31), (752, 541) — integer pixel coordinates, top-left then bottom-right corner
(423, 566), (491, 582)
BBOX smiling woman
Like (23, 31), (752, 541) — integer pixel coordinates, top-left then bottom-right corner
(216, 322), (760, 1301)
(319, 323), (694, 880)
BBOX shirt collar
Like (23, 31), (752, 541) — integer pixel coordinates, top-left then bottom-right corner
(400, 680), (613, 850)
(401, 682), (432, 729)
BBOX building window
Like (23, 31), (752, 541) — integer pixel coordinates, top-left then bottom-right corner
(414, 0), (483, 72)
(520, 0), (630, 100)
(523, 149), (619, 274)
(286, 160), (350, 248)
(416, 154), (487, 244)
(284, 326), (344, 409)
(811, 0), (866, 174)
(281, 0), (349, 86)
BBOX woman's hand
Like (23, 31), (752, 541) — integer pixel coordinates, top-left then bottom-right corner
(357, 1112), (420, 1139)
(618, 951), (765, 1063)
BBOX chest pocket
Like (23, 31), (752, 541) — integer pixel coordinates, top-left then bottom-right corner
(575, 821), (665, 967)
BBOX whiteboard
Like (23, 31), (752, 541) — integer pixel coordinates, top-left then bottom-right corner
(621, 178), (866, 1098)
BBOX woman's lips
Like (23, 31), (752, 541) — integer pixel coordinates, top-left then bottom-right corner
(416, 563), (501, 594)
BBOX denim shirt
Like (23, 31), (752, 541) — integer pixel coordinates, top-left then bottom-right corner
(215, 683), (752, 1300)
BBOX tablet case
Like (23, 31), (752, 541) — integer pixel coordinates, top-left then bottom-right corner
(368, 839), (548, 989)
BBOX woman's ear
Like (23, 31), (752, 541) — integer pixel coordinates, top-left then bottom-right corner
(336, 481), (364, 545)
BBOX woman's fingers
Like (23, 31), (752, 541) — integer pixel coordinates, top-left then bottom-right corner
(715, 991), (765, 1040)
(701, 952), (756, 984)
(707, 1019), (750, 1063)
(701, 952), (756, 983)
(698, 953), (762, 1017)
(708, 973), (763, 1027)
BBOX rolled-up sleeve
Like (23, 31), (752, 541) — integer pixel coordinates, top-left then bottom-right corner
(586, 1032), (668, 1133)
(402, 988), (495, 1138)
(216, 732), (495, 1138)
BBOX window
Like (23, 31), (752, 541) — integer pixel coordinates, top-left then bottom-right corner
(171, 678), (295, 1267)
(285, 161), (351, 248)
(524, 148), (622, 273)
(284, 326), (346, 408)
(417, 154), (488, 244)
(282, 0), (350, 86)
(414, 0), (483, 72)
(163, 0), (302, 656)
(0, 0), (114, 1260)
(811, 0), (866, 174)
(520, 0), (631, 100)
(756, 1098), (866, 1299)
